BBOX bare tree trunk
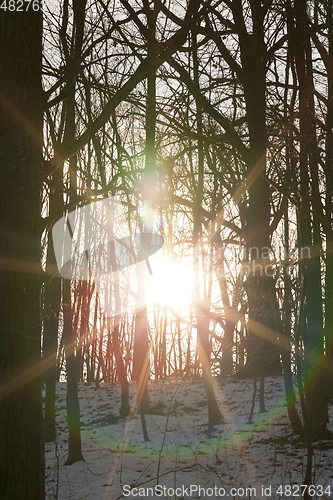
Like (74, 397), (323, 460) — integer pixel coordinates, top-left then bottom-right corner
(293, 0), (328, 436)
(43, 160), (63, 443)
(216, 250), (235, 376)
(192, 29), (224, 431)
(109, 236), (130, 417)
(133, 0), (160, 439)
(63, 280), (84, 466)
(113, 317), (130, 417)
(43, 248), (61, 441)
(0, 8), (44, 498)
(324, 0), (333, 400)
(220, 0), (300, 435)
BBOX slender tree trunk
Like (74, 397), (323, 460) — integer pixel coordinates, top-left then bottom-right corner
(113, 317), (130, 417)
(63, 280), (84, 465)
(192, 29), (224, 431)
(216, 250), (234, 376)
(279, 7), (303, 434)
(43, 247), (61, 442)
(57, 0), (88, 461)
(325, 0), (333, 400)
(293, 0), (328, 436)
(133, 1), (160, 438)
(43, 167), (63, 442)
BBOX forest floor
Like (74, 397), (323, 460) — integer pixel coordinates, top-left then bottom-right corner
(45, 376), (333, 500)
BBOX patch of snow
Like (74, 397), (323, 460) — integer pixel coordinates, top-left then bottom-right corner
(45, 376), (333, 499)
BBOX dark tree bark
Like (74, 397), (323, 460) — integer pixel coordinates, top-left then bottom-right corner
(0, 8), (44, 499)
(109, 237), (130, 418)
(324, 0), (333, 401)
(227, 0), (303, 434)
(216, 249), (235, 377)
(192, 29), (224, 432)
(43, 246), (61, 443)
(112, 317), (130, 417)
(57, 0), (88, 462)
(43, 169), (62, 442)
(232, 0), (280, 376)
(293, 0), (328, 436)
(63, 280), (84, 466)
(133, 0), (159, 437)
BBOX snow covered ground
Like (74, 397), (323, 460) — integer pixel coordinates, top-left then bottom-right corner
(45, 376), (333, 499)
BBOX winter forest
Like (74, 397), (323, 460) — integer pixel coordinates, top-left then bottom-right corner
(1, 0), (333, 498)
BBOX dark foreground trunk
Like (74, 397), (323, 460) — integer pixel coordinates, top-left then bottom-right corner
(0, 8), (44, 499)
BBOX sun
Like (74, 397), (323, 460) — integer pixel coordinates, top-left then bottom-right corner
(146, 253), (194, 310)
